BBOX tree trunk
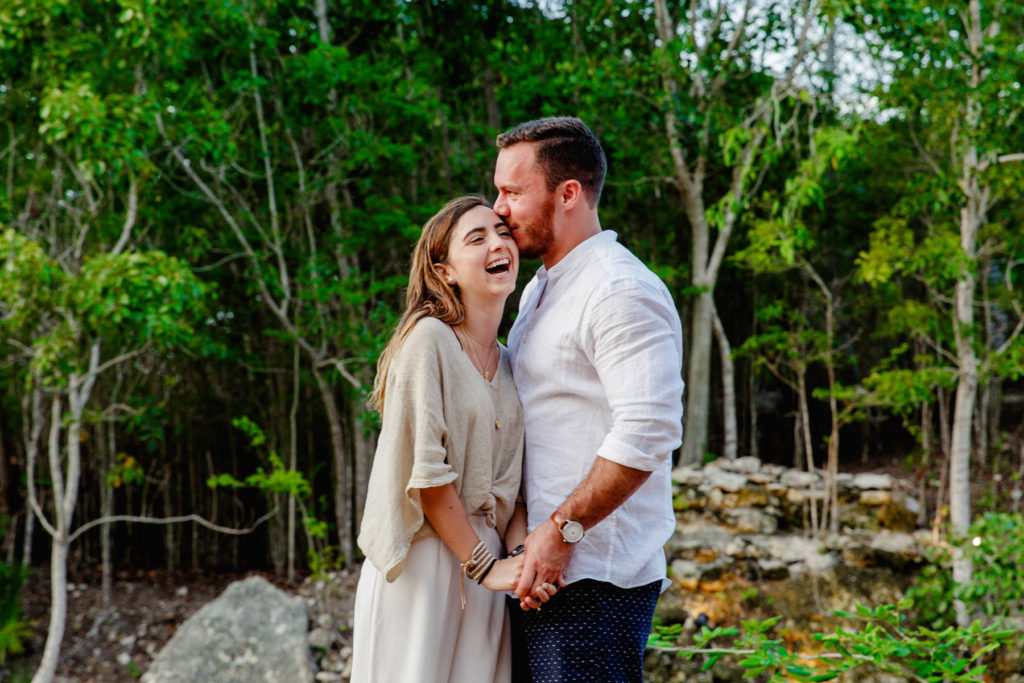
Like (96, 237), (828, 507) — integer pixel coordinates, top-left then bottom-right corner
(32, 535), (68, 683)
(711, 304), (737, 460)
(797, 370), (819, 535)
(100, 422), (114, 608)
(288, 344), (301, 581)
(312, 368), (352, 562)
(682, 289), (714, 464)
(950, 0), (986, 627)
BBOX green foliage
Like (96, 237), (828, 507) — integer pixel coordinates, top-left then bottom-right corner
(106, 453), (144, 489)
(0, 562), (31, 664)
(651, 601), (1013, 682)
(208, 417), (330, 573)
(907, 513), (1024, 630)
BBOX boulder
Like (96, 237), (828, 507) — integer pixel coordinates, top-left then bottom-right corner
(142, 576), (313, 683)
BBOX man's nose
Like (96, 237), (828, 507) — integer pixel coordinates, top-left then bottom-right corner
(493, 194), (509, 216)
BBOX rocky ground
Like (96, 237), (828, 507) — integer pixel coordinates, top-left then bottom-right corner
(8, 566), (359, 683)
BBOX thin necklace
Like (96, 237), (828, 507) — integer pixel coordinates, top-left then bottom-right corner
(455, 326), (498, 381)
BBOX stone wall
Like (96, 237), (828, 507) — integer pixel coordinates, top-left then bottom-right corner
(666, 456), (930, 590)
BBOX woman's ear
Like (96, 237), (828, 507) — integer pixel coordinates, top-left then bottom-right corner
(434, 263), (455, 285)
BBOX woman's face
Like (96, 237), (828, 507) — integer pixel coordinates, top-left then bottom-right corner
(437, 205), (519, 304)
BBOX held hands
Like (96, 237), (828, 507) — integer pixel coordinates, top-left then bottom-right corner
(515, 520), (573, 611)
(481, 554), (524, 592)
(480, 554), (559, 609)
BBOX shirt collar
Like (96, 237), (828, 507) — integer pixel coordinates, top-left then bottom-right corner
(536, 230), (618, 286)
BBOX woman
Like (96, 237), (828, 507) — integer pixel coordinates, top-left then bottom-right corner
(352, 196), (548, 682)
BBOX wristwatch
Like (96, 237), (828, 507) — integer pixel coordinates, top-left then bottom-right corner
(550, 511), (585, 544)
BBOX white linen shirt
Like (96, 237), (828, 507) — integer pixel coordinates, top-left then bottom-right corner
(508, 230), (684, 590)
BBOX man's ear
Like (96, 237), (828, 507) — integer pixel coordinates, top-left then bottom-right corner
(559, 179), (583, 209)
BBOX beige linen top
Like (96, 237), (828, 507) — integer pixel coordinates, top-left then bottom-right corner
(358, 316), (524, 582)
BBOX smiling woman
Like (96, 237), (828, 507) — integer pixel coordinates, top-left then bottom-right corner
(351, 196), (550, 683)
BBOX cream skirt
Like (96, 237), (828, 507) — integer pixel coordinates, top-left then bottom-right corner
(350, 516), (511, 683)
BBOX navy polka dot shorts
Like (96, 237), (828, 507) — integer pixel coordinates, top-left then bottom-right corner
(508, 579), (661, 682)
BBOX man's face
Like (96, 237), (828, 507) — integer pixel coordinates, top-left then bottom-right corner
(493, 143), (556, 261)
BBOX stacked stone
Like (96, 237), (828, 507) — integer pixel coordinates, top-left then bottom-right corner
(666, 457), (929, 589)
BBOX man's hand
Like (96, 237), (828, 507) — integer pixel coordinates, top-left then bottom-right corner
(515, 520), (572, 610)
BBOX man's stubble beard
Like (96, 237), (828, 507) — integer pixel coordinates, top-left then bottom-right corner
(516, 194), (556, 260)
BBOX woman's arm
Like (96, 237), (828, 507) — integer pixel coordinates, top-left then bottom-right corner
(418, 483), (523, 591)
(503, 500), (528, 551)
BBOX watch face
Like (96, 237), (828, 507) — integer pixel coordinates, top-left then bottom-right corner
(561, 520), (585, 543)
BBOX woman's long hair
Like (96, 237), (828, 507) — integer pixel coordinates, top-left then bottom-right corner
(371, 195), (490, 411)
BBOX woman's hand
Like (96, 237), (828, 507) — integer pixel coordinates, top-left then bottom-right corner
(481, 554), (524, 591)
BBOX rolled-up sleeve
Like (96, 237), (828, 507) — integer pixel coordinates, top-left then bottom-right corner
(587, 279), (684, 471)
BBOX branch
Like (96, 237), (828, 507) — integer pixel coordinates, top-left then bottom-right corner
(67, 509), (277, 545)
(997, 153), (1024, 164)
(110, 171), (138, 256)
(321, 357), (367, 391)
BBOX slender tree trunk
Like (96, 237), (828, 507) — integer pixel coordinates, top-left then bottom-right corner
(748, 304), (759, 460)
(683, 290), (714, 463)
(100, 421), (114, 608)
(797, 370), (819, 535)
(34, 535), (68, 683)
(312, 369), (352, 562)
(288, 344), (300, 581)
(711, 304), (737, 460)
(950, 0), (986, 627)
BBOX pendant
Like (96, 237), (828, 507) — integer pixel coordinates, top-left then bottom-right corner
(495, 417), (502, 430)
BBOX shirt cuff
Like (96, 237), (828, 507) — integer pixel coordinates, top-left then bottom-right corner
(407, 463), (458, 490)
(596, 433), (668, 472)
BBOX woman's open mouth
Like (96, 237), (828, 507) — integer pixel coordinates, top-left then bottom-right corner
(486, 257), (511, 274)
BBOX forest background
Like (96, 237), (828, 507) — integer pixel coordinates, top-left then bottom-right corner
(1, 0), (1024, 678)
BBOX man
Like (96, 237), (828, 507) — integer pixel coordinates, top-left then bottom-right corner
(493, 117), (684, 681)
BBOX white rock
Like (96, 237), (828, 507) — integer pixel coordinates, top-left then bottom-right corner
(852, 472), (893, 490)
(721, 508), (777, 534)
(780, 469), (817, 488)
(117, 652), (132, 666)
(671, 466), (704, 486)
(859, 490), (892, 506)
(708, 470), (748, 492)
(119, 634), (137, 649)
(804, 551), (836, 574)
(670, 559), (700, 581)
(732, 456), (762, 473)
(901, 495), (921, 515)
(757, 559), (790, 580)
(309, 627), (334, 650)
(766, 535), (825, 564)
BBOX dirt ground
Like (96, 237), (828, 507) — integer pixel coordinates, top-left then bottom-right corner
(8, 565), (358, 683)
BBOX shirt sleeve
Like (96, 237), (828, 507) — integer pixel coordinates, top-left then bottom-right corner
(357, 320), (457, 581)
(585, 278), (684, 471)
(385, 326), (458, 492)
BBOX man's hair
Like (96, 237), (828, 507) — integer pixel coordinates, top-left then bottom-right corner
(496, 117), (606, 208)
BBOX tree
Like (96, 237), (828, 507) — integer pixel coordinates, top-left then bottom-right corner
(848, 0), (1024, 624)
(650, 0), (843, 464)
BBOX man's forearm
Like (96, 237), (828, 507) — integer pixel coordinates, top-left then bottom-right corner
(553, 456), (652, 530)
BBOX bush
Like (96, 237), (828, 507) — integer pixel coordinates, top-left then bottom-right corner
(649, 603), (1013, 682)
(907, 512), (1024, 628)
(0, 562), (31, 664)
